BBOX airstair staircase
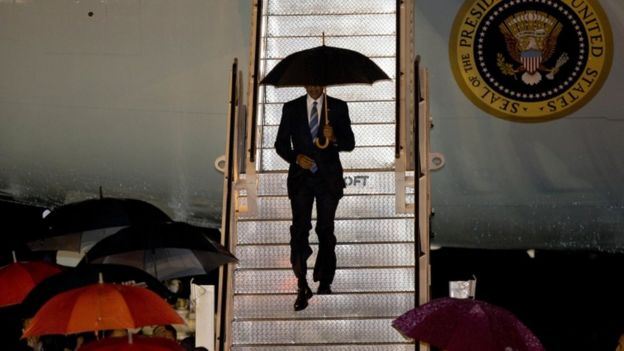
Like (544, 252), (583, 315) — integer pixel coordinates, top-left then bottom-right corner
(218, 1), (432, 350)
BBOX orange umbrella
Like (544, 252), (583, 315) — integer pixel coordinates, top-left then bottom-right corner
(0, 260), (63, 307)
(22, 282), (183, 337)
(79, 335), (185, 351)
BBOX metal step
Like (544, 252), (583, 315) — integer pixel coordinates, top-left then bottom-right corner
(264, 35), (395, 65)
(236, 243), (415, 269)
(234, 292), (414, 320)
(232, 0), (411, 348)
(262, 80), (396, 103)
(266, 10), (396, 35)
(262, 101), (397, 125)
(248, 171), (410, 196)
(239, 194), (412, 220)
(264, 0), (396, 16)
(262, 124), (396, 148)
(237, 218), (415, 245)
(232, 318), (406, 345)
(232, 345), (415, 351)
(260, 146), (396, 171)
(234, 268), (415, 294)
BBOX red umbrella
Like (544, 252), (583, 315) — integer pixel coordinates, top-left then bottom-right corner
(22, 282), (183, 337)
(79, 335), (185, 351)
(20, 263), (173, 318)
(0, 260), (62, 307)
(392, 297), (544, 351)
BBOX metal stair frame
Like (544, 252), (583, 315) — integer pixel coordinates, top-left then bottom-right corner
(217, 1), (433, 350)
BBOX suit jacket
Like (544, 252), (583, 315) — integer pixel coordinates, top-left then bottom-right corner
(274, 94), (355, 199)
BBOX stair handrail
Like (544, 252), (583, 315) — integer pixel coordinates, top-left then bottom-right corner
(238, 0), (264, 217)
(216, 2), (263, 350)
(395, 0), (416, 214)
(216, 57), (246, 351)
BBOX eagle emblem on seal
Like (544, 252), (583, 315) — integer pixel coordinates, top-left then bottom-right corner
(497, 11), (569, 86)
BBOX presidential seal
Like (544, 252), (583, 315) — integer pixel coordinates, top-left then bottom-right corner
(449, 0), (612, 122)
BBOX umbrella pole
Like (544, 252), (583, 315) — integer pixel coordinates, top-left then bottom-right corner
(314, 87), (330, 149)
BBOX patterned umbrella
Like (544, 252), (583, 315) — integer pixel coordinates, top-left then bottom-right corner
(392, 297), (544, 351)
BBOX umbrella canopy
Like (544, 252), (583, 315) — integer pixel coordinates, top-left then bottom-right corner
(79, 335), (185, 351)
(259, 44), (390, 87)
(22, 283), (183, 337)
(0, 248), (58, 267)
(0, 200), (49, 248)
(81, 221), (238, 280)
(392, 297), (544, 351)
(20, 263), (173, 318)
(28, 197), (171, 255)
(260, 43), (389, 149)
(0, 260), (63, 307)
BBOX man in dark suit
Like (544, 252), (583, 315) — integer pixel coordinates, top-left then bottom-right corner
(275, 85), (355, 311)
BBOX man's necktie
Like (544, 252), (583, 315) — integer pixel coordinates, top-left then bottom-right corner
(310, 102), (319, 139)
(309, 102), (319, 173)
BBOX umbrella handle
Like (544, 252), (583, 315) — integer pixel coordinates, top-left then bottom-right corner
(314, 92), (330, 149)
(314, 136), (330, 149)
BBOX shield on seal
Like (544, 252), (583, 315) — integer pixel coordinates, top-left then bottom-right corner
(521, 49), (542, 74)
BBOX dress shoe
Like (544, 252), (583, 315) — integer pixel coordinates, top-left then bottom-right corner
(317, 284), (332, 295)
(294, 286), (313, 311)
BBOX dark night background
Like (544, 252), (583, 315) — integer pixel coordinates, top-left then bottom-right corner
(3, 199), (624, 350)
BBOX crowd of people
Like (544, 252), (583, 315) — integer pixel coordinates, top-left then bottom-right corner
(21, 324), (209, 351)
(20, 323), (209, 351)
(17, 276), (211, 351)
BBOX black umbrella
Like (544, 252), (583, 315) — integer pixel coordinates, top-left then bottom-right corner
(28, 197), (171, 254)
(20, 263), (173, 318)
(0, 199), (48, 246)
(80, 221), (238, 280)
(259, 42), (389, 148)
(259, 44), (390, 87)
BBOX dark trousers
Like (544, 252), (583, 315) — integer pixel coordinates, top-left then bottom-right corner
(289, 174), (340, 289)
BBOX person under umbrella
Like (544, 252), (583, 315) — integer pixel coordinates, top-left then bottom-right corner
(152, 324), (177, 340)
(273, 85), (355, 311)
(0, 253), (63, 351)
(77, 334), (185, 351)
(20, 263), (174, 318)
(22, 278), (184, 338)
(261, 38), (389, 311)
